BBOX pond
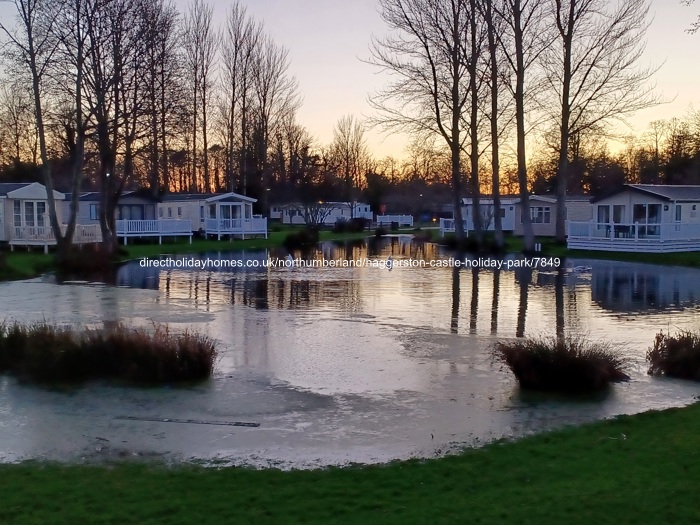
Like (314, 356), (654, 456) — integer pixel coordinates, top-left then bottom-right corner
(1, 236), (699, 467)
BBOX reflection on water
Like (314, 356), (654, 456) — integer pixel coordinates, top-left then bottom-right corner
(591, 261), (700, 312)
(1, 237), (699, 466)
(106, 238), (700, 349)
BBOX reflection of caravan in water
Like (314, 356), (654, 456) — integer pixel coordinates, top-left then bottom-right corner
(590, 260), (700, 312)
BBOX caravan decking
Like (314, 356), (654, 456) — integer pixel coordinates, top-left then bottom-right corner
(116, 219), (192, 244)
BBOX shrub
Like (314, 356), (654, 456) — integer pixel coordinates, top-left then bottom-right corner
(494, 336), (629, 393)
(390, 221), (399, 231)
(0, 322), (217, 385)
(332, 218), (368, 233)
(374, 227), (388, 238)
(283, 228), (320, 250)
(332, 218), (348, 233)
(647, 330), (700, 381)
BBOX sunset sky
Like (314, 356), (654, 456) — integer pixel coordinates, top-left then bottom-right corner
(2, 0), (697, 159)
(186, 0), (699, 158)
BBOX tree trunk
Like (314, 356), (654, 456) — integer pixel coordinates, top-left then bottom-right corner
(514, 0), (534, 252)
(555, 3), (574, 244)
(485, 0), (504, 250)
(469, 0), (483, 246)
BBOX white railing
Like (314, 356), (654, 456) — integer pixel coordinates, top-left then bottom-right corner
(116, 219), (192, 236)
(439, 218), (470, 237)
(71, 224), (102, 243)
(567, 221), (700, 242)
(12, 225), (55, 242)
(377, 214), (414, 227)
(10, 223), (102, 246)
(205, 217), (268, 234)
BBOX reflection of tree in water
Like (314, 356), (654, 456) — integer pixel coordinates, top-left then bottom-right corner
(470, 270), (479, 334)
(112, 238), (478, 316)
(515, 267), (533, 338)
(450, 266), (460, 334)
(491, 269), (500, 334)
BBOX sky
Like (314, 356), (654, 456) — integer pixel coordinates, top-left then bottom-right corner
(2, 0), (698, 160)
(185, 0), (700, 159)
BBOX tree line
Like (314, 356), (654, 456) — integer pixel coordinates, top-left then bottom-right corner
(0, 0), (376, 257)
(0, 0), (695, 258)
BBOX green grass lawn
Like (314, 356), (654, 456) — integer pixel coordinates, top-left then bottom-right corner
(1, 402), (699, 524)
(0, 230), (373, 282)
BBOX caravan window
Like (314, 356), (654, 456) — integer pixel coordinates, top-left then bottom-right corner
(530, 206), (551, 224)
(90, 204), (99, 220)
(14, 201), (21, 226)
(36, 202), (46, 227)
(25, 202), (35, 227)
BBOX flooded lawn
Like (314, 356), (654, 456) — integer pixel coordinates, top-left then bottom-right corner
(1, 237), (699, 467)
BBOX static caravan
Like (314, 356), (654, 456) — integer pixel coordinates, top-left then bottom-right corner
(513, 195), (559, 237)
(459, 197), (519, 233)
(159, 193), (217, 232)
(280, 202), (373, 225)
(0, 182), (66, 249)
(568, 184), (700, 252)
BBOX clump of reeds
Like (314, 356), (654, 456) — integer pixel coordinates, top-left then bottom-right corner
(647, 330), (700, 381)
(0, 321), (217, 385)
(493, 335), (629, 393)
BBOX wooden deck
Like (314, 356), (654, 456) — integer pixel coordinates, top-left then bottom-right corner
(116, 219), (192, 244)
(9, 224), (102, 253)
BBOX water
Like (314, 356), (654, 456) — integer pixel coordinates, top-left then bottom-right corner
(0, 236), (699, 467)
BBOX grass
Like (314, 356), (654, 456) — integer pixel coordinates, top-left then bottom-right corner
(494, 335), (629, 392)
(647, 330), (700, 381)
(0, 229), (372, 282)
(1, 403), (700, 524)
(0, 322), (217, 385)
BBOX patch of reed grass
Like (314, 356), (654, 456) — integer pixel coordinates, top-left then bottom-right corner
(647, 330), (700, 381)
(494, 335), (629, 392)
(0, 321), (217, 385)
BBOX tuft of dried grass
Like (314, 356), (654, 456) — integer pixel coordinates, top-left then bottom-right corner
(0, 321), (217, 385)
(494, 335), (629, 393)
(647, 330), (700, 381)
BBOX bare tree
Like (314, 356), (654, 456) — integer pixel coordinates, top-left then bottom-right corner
(81, 0), (149, 253)
(251, 33), (300, 212)
(182, 0), (217, 193)
(220, 1), (260, 193)
(477, 0), (506, 249)
(683, 0), (700, 34)
(494, 0), (549, 251)
(0, 82), (37, 165)
(548, 0), (659, 242)
(140, 0), (180, 195)
(0, 0), (79, 259)
(369, 0), (471, 242)
(329, 114), (369, 211)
